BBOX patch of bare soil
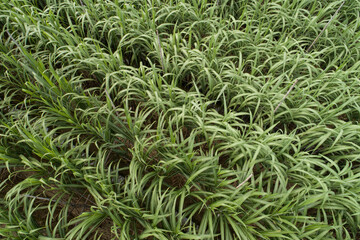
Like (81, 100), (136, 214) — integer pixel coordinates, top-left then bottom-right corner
(0, 168), (115, 239)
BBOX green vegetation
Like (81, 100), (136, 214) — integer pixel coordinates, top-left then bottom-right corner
(1, 0), (360, 239)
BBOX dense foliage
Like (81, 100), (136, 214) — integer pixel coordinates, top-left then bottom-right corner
(1, 0), (360, 239)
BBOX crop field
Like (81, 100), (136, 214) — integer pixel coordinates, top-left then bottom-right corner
(1, 0), (360, 239)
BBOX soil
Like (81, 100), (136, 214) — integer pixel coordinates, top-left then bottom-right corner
(0, 168), (115, 239)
